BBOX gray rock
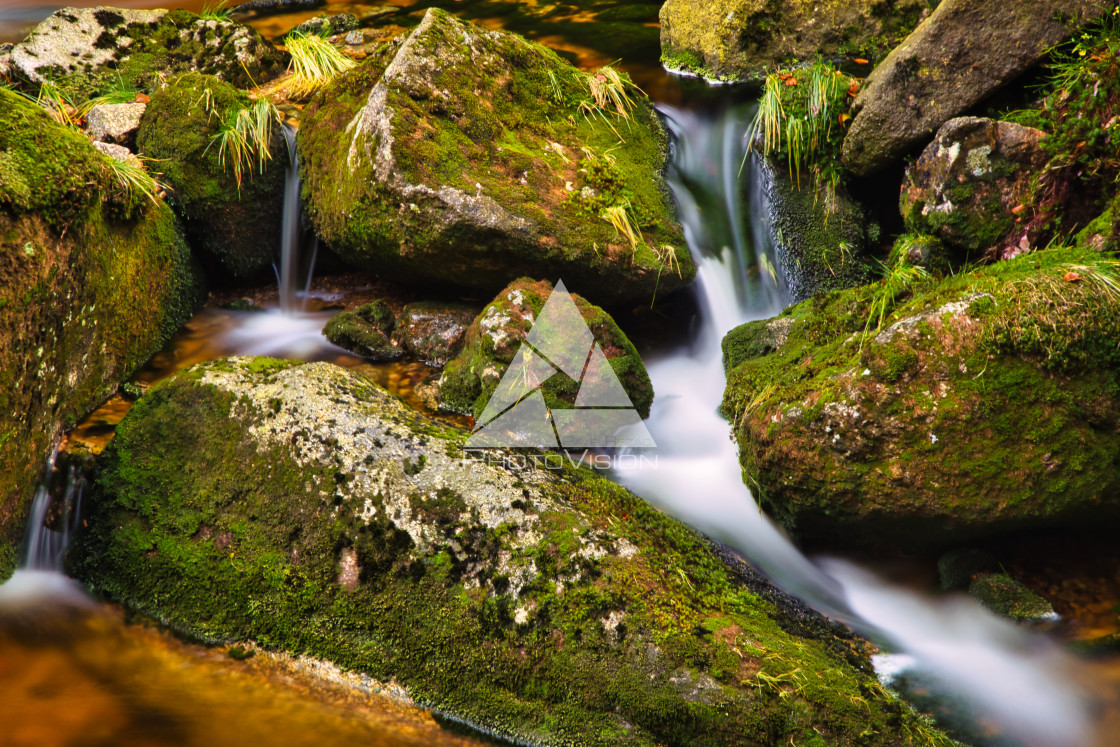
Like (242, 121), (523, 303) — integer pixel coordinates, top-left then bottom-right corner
(8, 7), (286, 100)
(290, 12), (358, 37)
(72, 355), (938, 744)
(85, 102), (146, 147)
(842, 0), (1107, 176)
(299, 8), (692, 305)
(900, 117), (1048, 259)
(344, 29), (364, 46)
(393, 302), (477, 366)
(92, 140), (139, 166)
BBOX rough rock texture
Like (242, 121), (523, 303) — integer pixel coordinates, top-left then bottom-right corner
(290, 13), (359, 38)
(439, 279), (653, 419)
(91, 141), (140, 166)
(136, 73), (287, 279)
(394, 302), (477, 366)
(761, 159), (872, 303)
(299, 9), (692, 306)
(234, 0), (324, 15)
(842, 0), (1108, 176)
(0, 90), (205, 579)
(8, 7), (286, 100)
(659, 0), (933, 82)
(323, 301), (402, 361)
(74, 356), (950, 746)
(721, 246), (1120, 549)
(85, 102), (146, 147)
(900, 118), (1048, 259)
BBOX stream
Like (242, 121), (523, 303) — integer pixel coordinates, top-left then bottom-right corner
(3, 2), (1120, 745)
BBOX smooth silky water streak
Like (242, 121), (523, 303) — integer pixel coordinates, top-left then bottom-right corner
(613, 96), (1094, 745)
(279, 122), (303, 315)
(0, 449), (91, 611)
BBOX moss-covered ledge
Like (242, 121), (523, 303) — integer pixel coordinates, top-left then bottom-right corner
(74, 357), (950, 745)
(722, 246), (1120, 549)
(0, 89), (205, 579)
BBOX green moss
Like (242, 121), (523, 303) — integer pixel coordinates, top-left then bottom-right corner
(32, 9), (286, 102)
(73, 358), (950, 745)
(0, 89), (205, 572)
(968, 574), (1056, 623)
(722, 246), (1120, 548)
(323, 302), (402, 361)
(135, 73), (285, 279)
(299, 10), (692, 305)
(440, 278), (653, 419)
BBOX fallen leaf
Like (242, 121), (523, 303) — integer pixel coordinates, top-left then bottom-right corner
(784, 78), (797, 87)
(136, 93), (150, 103)
(1064, 271), (1082, 282)
(1011, 204), (1026, 215)
(847, 81), (860, 96)
(853, 58), (869, 64)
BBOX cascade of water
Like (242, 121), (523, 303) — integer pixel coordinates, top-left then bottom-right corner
(0, 451), (91, 609)
(615, 97), (1093, 745)
(278, 123), (302, 315)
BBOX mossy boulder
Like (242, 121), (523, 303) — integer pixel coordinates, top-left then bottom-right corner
(900, 118), (1048, 260)
(0, 89), (205, 579)
(323, 301), (402, 361)
(394, 301), (477, 366)
(8, 7), (286, 101)
(438, 279), (653, 420)
(842, 0), (1108, 176)
(968, 573), (1058, 625)
(760, 159), (872, 303)
(74, 356), (951, 746)
(659, 0), (933, 83)
(722, 246), (1120, 549)
(299, 9), (692, 306)
(136, 73), (287, 279)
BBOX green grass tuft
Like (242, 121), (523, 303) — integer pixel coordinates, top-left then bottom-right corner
(206, 99), (282, 191)
(283, 32), (357, 98)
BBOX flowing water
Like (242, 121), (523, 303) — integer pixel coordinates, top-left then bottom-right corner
(4, 1), (1120, 744)
(615, 96), (1098, 747)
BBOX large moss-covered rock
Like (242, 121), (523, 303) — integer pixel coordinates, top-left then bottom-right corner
(136, 73), (287, 279)
(659, 0), (933, 83)
(8, 7), (286, 101)
(842, 0), (1107, 176)
(900, 118), (1048, 260)
(0, 90), (205, 579)
(299, 9), (692, 305)
(760, 159), (872, 303)
(722, 246), (1120, 549)
(74, 356), (950, 746)
(439, 279), (653, 420)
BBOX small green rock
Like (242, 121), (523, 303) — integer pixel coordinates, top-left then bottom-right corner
(969, 573), (1057, 625)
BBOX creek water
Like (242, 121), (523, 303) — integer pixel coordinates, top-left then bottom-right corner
(3, 1), (1120, 745)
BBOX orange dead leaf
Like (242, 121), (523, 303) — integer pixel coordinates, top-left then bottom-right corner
(136, 93), (150, 103)
(853, 58), (869, 64)
(784, 77), (798, 87)
(1011, 204), (1026, 215)
(1064, 271), (1082, 283)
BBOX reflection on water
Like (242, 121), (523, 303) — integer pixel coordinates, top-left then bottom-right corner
(67, 303), (468, 455)
(0, 600), (486, 747)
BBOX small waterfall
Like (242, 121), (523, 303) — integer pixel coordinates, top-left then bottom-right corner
(615, 97), (1093, 745)
(279, 123), (304, 315)
(19, 450), (84, 571)
(0, 450), (90, 609)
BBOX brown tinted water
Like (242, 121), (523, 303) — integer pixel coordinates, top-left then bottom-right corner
(2, 2), (669, 742)
(0, 592), (487, 747)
